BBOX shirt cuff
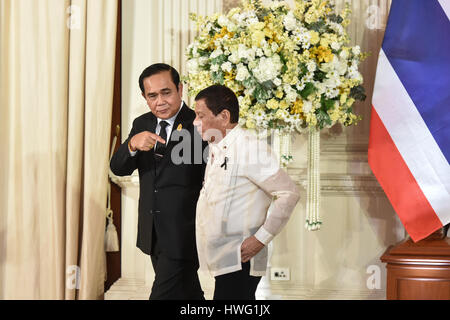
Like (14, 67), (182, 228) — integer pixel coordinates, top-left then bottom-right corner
(254, 226), (274, 246)
(128, 141), (138, 156)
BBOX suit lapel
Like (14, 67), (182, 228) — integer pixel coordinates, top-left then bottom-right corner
(147, 113), (158, 133)
(141, 113), (158, 177)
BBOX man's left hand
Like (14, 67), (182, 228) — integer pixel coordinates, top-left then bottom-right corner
(241, 236), (265, 263)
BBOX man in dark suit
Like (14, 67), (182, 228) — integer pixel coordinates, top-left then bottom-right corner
(110, 63), (207, 300)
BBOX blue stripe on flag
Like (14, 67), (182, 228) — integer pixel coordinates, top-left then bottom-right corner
(382, 0), (450, 163)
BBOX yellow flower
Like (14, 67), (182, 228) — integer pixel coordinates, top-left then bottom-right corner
(309, 31), (320, 45)
(310, 46), (334, 63)
(246, 119), (256, 129)
(276, 88), (284, 99)
(252, 22), (265, 31)
(346, 98), (355, 107)
(267, 98), (279, 110)
(279, 100), (289, 110)
(320, 37), (329, 48)
(339, 93), (348, 105)
(251, 30), (266, 47)
(224, 71), (235, 82)
(290, 99), (304, 115)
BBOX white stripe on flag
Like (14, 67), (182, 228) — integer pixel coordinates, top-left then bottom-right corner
(372, 49), (450, 224)
(438, 0), (450, 21)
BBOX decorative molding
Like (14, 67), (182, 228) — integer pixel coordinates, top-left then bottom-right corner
(104, 277), (385, 300)
(320, 142), (369, 163)
(287, 168), (384, 196)
(110, 170), (384, 195)
(267, 283), (385, 300)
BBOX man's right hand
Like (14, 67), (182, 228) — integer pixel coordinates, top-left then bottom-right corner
(129, 131), (166, 152)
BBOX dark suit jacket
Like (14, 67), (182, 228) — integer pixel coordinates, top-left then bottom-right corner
(110, 104), (207, 260)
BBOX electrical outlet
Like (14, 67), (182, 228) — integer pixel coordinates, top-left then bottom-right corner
(270, 267), (290, 281)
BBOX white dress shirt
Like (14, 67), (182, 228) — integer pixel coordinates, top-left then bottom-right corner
(129, 101), (184, 156)
(196, 125), (300, 277)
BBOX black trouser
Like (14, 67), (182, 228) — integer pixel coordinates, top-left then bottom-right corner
(213, 262), (262, 300)
(149, 229), (204, 300)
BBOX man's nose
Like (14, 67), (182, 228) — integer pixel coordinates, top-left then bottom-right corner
(156, 94), (165, 105)
(193, 118), (200, 127)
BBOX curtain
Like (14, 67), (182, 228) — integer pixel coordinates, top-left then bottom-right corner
(0, 0), (118, 299)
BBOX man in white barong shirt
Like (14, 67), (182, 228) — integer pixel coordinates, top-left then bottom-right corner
(193, 85), (300, 300)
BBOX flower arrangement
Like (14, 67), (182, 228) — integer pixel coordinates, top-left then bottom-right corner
(184, 0), (366, 134)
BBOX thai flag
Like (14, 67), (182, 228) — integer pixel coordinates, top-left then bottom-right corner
(368, 0), (450, 242)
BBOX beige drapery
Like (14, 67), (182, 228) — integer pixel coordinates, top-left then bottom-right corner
(0, 0), (118, 299)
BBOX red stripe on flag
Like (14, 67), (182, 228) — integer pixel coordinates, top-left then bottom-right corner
(368, 107), (442, 242)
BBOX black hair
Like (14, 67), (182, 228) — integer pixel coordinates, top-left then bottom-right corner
(139, 63), (180, 93)
(194, 85), (239, 124)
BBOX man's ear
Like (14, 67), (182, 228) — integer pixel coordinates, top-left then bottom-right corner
(177, 83), (184, 95)
(141, 91), (146, 99)
(220, 109), (231, 124)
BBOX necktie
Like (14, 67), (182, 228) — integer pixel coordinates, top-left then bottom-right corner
(154, 120), (169, 159)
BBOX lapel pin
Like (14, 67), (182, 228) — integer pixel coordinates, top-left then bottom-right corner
(177, 124), (182, 131)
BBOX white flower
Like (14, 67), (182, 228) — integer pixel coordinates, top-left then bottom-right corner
(263, 44), (273, 57)
(296, 82), (306, 91)
(306, 60), (316, 72)
(329, 22), (344, 35)
(339, 48), (349, 60)
(269, 1), (285, 10)
(221, 61), (233, 73)
(229, 51), (240, 64)
(211, 48), (223, 59)
(331, 42), (341, 51)
(199, 56), (208, 66)
(236, 64), (250, 81)
(324, 87), (339, 99)
(303, 100), (313, 113)
(227, 22), (237, 32)
(253, 55), (282, 83)
(187, 59), (199, 73)
(352, 45), (361, 56)
(255, 48), (264, 57)
(247, 18), (259, 26)
(211, 64), (219, 72)
(271, 42), (279, 53)
(232, 13), (244, 25)
(218, 15), (229, 28)
(273, 78), (282, 86)
(284, 85), (298, 103)
(238, 44), (254, 61)
(283, 11), (297, 31)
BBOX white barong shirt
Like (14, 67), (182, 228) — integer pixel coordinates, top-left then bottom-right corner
(196, 125), (300, 277)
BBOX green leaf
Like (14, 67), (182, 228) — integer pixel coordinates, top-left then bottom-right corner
(261, 80), (275, 91)
(300, 82), (315, 99)
(328, 14), (343, 24)
(314, 70), (327, 82)
(210, 54), (227, 66)
(316, 109), (332, 128)
(307, 19), (326, 33)
(350, 85), (367, 101)
(211, 71), (225, 85)
(321, 97), (335, 111)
